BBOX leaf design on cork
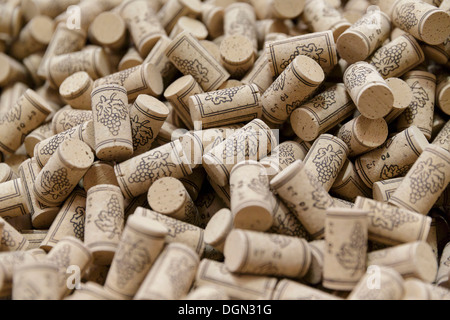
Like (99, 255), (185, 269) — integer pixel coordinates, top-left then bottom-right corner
(409, 158), (446, 203)
(277, 143), (297, 167)
(271, 72), (287, 92)
(222, 126), (262, 159)
(172, 57), (209, 85)
(131, 115), (154, 149)
(48, 244), (71, 269)
(58, 111), (93, 132)
(285, 100), (303, 117)
(95, 93), (128, 136)
(270, 208), (309, 238)
(394, 3), (418, 31)
(268, 234), (292, 249)
(39, 128), (77, 156)
(95, 194), (123, 239)
(70, 206), (85, 241)
(370, 42), (407, 77)
(367, 200), (419, 230)
(312, 87), (337, 110)
(280, 43), (327, 71)
(345, 65), (374, 90)
(128, 151), (176, 184)
(305, 169), (334, 209)
(403, 81), (430, 124)
(0, 103), (21, 125)
(1, 230), (16, 248)
(248, 174), (269, 196)
(204, 87), (242, 105)
(336, 222), (366, 276)
(41, 168), (72, 200)
(380, 164), (411, 180)
(312, 145), (344, 184)
(166, 255), (197, 298)
(149, 212), (197, 237)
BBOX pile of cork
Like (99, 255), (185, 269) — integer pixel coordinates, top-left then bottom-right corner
(0, 0), (449, 300)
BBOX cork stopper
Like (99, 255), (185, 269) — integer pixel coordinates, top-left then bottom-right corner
(220, 34), (254, 66)
(126, 214), (168, 238)
(437, 77), (450, 116)
(0, 163), (17, 183)
(292, 55), (325, 86)
(269, 0), (305, 19)
(58, 138), (95, 170)
(354, 118), (388, 149)
(28, 15), (54, 45)
(83, 161), (119, 192)
(147, 177), (187, 217)
(118, 48), (143, 71)
(171, 16), (209, 40)
(204, 208), (233, 252)
(89, 11), (127, 50)
(59, 72), (94, 110)
(384, 77), (413, 124)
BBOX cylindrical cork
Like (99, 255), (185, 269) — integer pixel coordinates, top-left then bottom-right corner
(82, 160), (123, 196)
(143, 36), (178, 88)
(347, 265), (405, 300)
(337, 115), (389, 157)
(195, 259), (278, 300)
(224, 229), (312, 279)
(12, 262), (60, 300)
(118, 48), (143, 72)
(336, 9), (391, 64)
(0, 53), (29, 87)
(265, 0), (305, 19)
(261, 55), (325, 125)
(0, 82), (29, 115)
(134, 243), (199, 300)
(396, 71), (436, 140)
(303, 0), (351, 41)
(170, 16), (208, 40)
(323, 208), (368, 291)
(384, 77), (413, 124)
(91, 85), (133, 162)
(201, 3), (224, 39)
(331, 159), (372, 202)
(59, 72), (94, 110)
(33, 139), (94, 207)
(88, 11), (127, 52)
(367, 241), (438, 282)
(241, 53), (274, 94)
(189, 84), (262, 130)
(179, 167), (206, 201)
(433, 120), (450, 152)
(354, 196), (431, 246)
(436, 75), (450, 116)
(179, 132), (204, 170)
(0, 163), (17, 184)
(273, 278), (341, 300)
(157, 0), (201, 34)
(303, 240), (325, 285)
(185, 286), (229, 300)
(85, 185), (124, 266)
(23, 52), (44, 87)
(191, 124), (243, 156)
(164, 75), (204, 130)
(0, 3), (21, 38)
(290, 84), (356, 142)
(0, 217), (29, 252)
(224, 3), (258, 52)
(134, 207), (206, 256)
(388, 145), (450, 215)
(0, 178), (30, 221)
(166, 31), (230, 92)
(219, 35), (255, 79)
(21, 0), (80, 19)
(202, 119), (277, 187)
(402, 278), (450, 300)
(39, 189), (86, 251)
(204, 208), (233, 253)
(65, 281), (123, 300)
(229, 161), (273, 232)
(392, 0), (450, 45)
(302, 134), (349, 192)
(355, 126), (429, 188)
(0, 89), (53, 155)
(51, 109), (93, 134)
(372, 177), (404, 202)
(270, 160), (335, 239)
(21, 230), (47, 249)
(218, 79), (244, 90)
(103, 214), (168, 299)
(200, 40), (222, 67)
(343, 62), (394, 119)
(437, 241), (450, 286)
(367, 34), (425, 79)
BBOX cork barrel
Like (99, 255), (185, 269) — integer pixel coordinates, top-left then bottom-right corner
(432, 120), (450, 152)
(12, 262), (60, 300)
(185, 286), (229, 300)
(241, 53), (274, 94)
(178, 132), (204, 170)
(330, 159), (372, 202)
(23, 52), (44, 87)
(0, 163), (17, 184)
(266, 0), (305, 19)
(0, 3), (21, 38)
(372, 177), (404, 202)
(0, 53), (29, 87)
(224, 3), (258, 52)
(384, 77), (413, 124)
(143, 36), (178, 88)
(272, 279), (341, 300)
(219, 35), (255, 79)
(201, 3), (224, 39)
(436, 75), (450, 116)
(157, 0), (202, 34)
(59, 72), (94, 110)
(51, 109), (93, 134)
(89, 11), (127, 51)
(118, 48), (143, 72)
(0, 217), (29, 252)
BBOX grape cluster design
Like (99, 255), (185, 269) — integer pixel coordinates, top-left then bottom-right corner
(128, 151), (176, 184)
(172, 57), (209, 85)
(368, 201), (419, 231)
(394, 3), (418, 31)
(41, 168), (71, 200)
(95, 93), (128, 136)
(344, 65), (374, 90)
(409, 158), (446, 204)
(312, 145), (344, 184)
(370, 42), (407, 77)
(70, 206), (85, 240)
(280, 43), (327, 71)
(1, 230), (16, 248)
(222, 127), (261, 159)
(39, 129), (76, 156)
(204, 86), (242, 105)
(114, 237), (150, 288)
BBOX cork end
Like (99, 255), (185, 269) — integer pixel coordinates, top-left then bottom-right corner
(90, 12), (127, 48)
(270, 159), (304, 191)
(31, 206), (60, 229)
(357, 84), (394, 119)
(30, 15), (55, 45)
(176, 16), (209, 40)
(420, 10), (450, 45)
(58, 139), (95, 170)
(233, 205), (273, 232)
(126, 214), (169, 237)
(290, 108), (320, 142)
(136, 94), (170, 117)
(413, 241), (438, 283)
(95, 49), (113, 78)
(220, 35), (254, 65)
(386, 77), (412, 111)
(223, 229), (249, 272)
(336, 32), (370, 64)
(437, 82), (450, 115)
(292, 55), (325, 86)
(59, 71), (93, 99)
(204, 208), (233, 248)
(353, 116), (389, 148)
(271, 0), (305, 19)
(164, 75), (196, 99)
(143, 63), (164, 97)
(407, 126), (430, 154)
(147, 177), (187, 215)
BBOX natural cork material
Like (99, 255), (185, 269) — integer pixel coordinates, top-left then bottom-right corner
(59, 72), (94, 110)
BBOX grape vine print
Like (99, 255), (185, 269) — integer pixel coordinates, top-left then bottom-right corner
(312, 145), (344, 184)
(95, 194), (123, 239)
(172, 57), (209, 85)
(409, 158), (446, 204)
(40, 168), (71, 200)
(128, 151), (176, 184)
(370, 42), (407, 77)
(95, 93), (128, 136)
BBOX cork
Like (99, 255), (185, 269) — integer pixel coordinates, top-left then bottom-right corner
(51, 109), (93, 134)
(354, 197), (431, 246)
(189, 84), (262, 130)
(200, 40), (222, 66)
(195, 182), (227, 228)
(0, 82), (29, 115)
(367, 241), (438, 282)
(23, 52), (45, 87)
(185, 286), (229, 300)
(303, 240), (325, 285)
(191, 124), (242, 156)
(204, 208), (233, 253)
(21, 230), (47, 250)
(331, 159), (372, 202)
(384, 77), (413, 124)
(143, 36), (178, 89)
(59, 72), (94, 110)
(388, 145), (450, 215)
(396, 71), (436, 140)
(12, 262), (60, 300)
(118, 48), (143, 72)
(265, 0), (304, 19)
(437, 242), (450, 286)
(179, 132), (204, 170)
(270, 160), (334, 239)
(157, 0), (202, 34)
(206, 175), (231, 207)
(337, 115), (389, 157)
(367, 34), (425, 79)
(34, 120), (95, 168)
(0, 178), (30, 222)
(219, 35), (255, 79)
(21, 0), (80, 19)
(170, 16), (208, 41)
(164, 75), (204, 130)
(35, 82), (65, 109)
(224, 3), (258, 52)
(336, 10), (391, 64)
(201, 3), (224, 39)
(65, 281), (122, 300)
(195, 259), (277, 300)
(166, 31), (230, 92)
(134, 243), (199, 300)
(18, 158), (60, 229)
(433, 120), (450, 152)
(355, 126), (429, 189)
(33, 139), (94, 207)
(241, 52), (274, 94)
(261, 55), (324, 125)
(88, 11), (127, 51)
(302, 134), (349, 192)
(343, 0), (370, 23)
(402, 278), (439, 300)
(134, 207), (206, 256)
(436, 75), (450, 116)
(103, 214), (168, 299)
(272, 279), (341, 300)
(0, 217), (29, 252)
(290, 84), (356, 142)
(372, 177), (404, 202)
(0, 163), (17, 184)
(202, 119), (277, 187)
(0, 3), (21, 38)
(179, 167), (206, 201)
(347, 266), (405, 300)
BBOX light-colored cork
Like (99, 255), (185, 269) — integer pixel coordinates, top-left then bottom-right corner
(272, 279), (341, 300)
(355, 126), (429, 188)
(0, 3), (21, 38)
(303, 240), (325, 285)
(185, 286), (229, 300)
(21, 0), (80, 20)
(0, 82), (29, 115)
(436, 74), (450, 116)
(343, 0), (370, 23)
(436, 242), (450, 286)
(65, 281), (123, 300)
(51, 109), (93, 134)
(104, 214), (168, 299)
(0, 217), (29, 252)
(170, 16), (208, 40)
(224, 3), (258, 52)
(118, 48), (143, 72)
(12, 262), (60, 300)
(354, 196), (431, 245)
(89, 11), (127, 51)
(218, 80), (244, 90)
(21, 230), (47, 250)
(59, 72), (94, 110)
(432, 120), (450, 152)
(201, 3), (224, 39)
(241, 52), (274, 94)
(266, 0), (305, 19)
(199, 40), (222, 66)
(331, 159), (372, 202)
(204, 208), (233, 253)
(143, 35), (178, 88)
(195, 183), (227, 229)
(219, 35), (255, 79)
(206, 175), (231, 207)
(384, 77), (413, 124)
(157, 0), (202, 34)
(372, 177), (404, 202)
(179, 132), (204, 170)
(23, 52), (45, 87)
(0, 163), (17, 184)
(388, 145), (450, 215)
(191, 124), (243, 156)
(262, 55), (325, 125)
(401, 278), (450, 300)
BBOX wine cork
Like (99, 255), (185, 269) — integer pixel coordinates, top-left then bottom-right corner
(12, 262), (60, 300)
(392, 0), (450, 45)
(0, 2), (21, 38)
(59, 72), (94, 110)
(367, 241), (438, 282)
(433, 120), (450, 152)
(34, 120), (95, 168)
(384, 77), (413, 124)
(206, 175), (231, 208)
(200, 40), (222, 66)
(437, 242), (450, 286)
(23, 52), (45, 87)
(336, 9), (391, 64)
(302, 134), (349, 192)
(219, 35), (255, 79)
(91, 85), (133, 162)
(241, 53), (274, 94)
(204, 208), (233, 253)
(224, 229), (312, 279)
(0, 53), (29, 88)
(0, 178), (30, 221)
(262, 55), (324, 125)
(65, 281), (122, 300)
(347, 266), (405, 300)
(88, 11), (127, 52)
(103, 214), (168, 299)
(134, 207), (206, 256)
(22, 0), (80, 19)
(189, 84), (262, 130)
(402, 278), (450, 300)
(0, 217), (29, 252)
(303, 240), (325, 285)
(51, 109), (93, 134)
(436, 75), (450, 116)
(357, 126), (430, 188)
(185, 286), (229, 300)
(388, 145), (450, 215)
(195, 182), (227, 229)
(0, 163), (17, 184)
(157, 0), (202, 34)
(330, 159), (372, 202)
(118, 48), (143, 72)
(170, 16), (208, 41)
(272, 279), (341, 300)
(270, 160), (335, 239)
(134, 243), (199, 300)
(354, 197), (432, 245)
(396, 71), (436, 140)
(337, 115), (389, 157)
(0, 82), (29, 115)
(343, 0), (370, 23)
(202, 119), (277, 187)
(367, 34), (425, 79)
(224, 3), (258, 52)
(264, 0), (304, 19)
(191, 124), (243, 156)
(24, 123), (54, 158)
(143, 36), (178, 89)
(201, 3), (224, 39)
(290, 84), (355, 142)
(33, 139), (94, 207)
(21, 230), (47, 250)
(179, 132), (204, 170)
(195, 259), (277, 300)
(179, 167), (206, 201)
(166, 31), (230, 92)
(218, 79), (244, 90)
(164, 75), (204, 130)
(372, 177), (404, 202)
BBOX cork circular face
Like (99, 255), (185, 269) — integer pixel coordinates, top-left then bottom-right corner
(164, 75), (196, 99)
(233, 206), (273, 231)
(0, 54), (11, 84)
(271, 0), (305, 19)
(420, 10), (450, 45)
(407, 125), (430, 154)
(147, 177), (186, 215)
(353, 116), (388, 148)
(177, 17), (208, 40)
(292, 55), (325, 86)
(204, 7), (224, 37)
(25, 89), (54, 114)
(29, 15), (54, 44)
(90, 12), (127, 47)
(204, 208), (233, 246)
(357, 84), (394, 119)
(336, 32), (370, 64)
(438, 82), (450, 115)
(385, 77), (412, 111)
(422, 45), (448, 65)
(332, 23), (351, 42)
(143, 63), (164, 96)
(96, 145), (133, 163)
(58, 139), (94, 170)
(59, 71), (92, 99)
(126, 214), (168, 237)
(220, 35), (254, 65)
(413, 241), (438, 282)
(94, 49), (112, 78)
(223, 229), (248, 272)
(135, 95), (170, 117)
(290, 108), (320, 142)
